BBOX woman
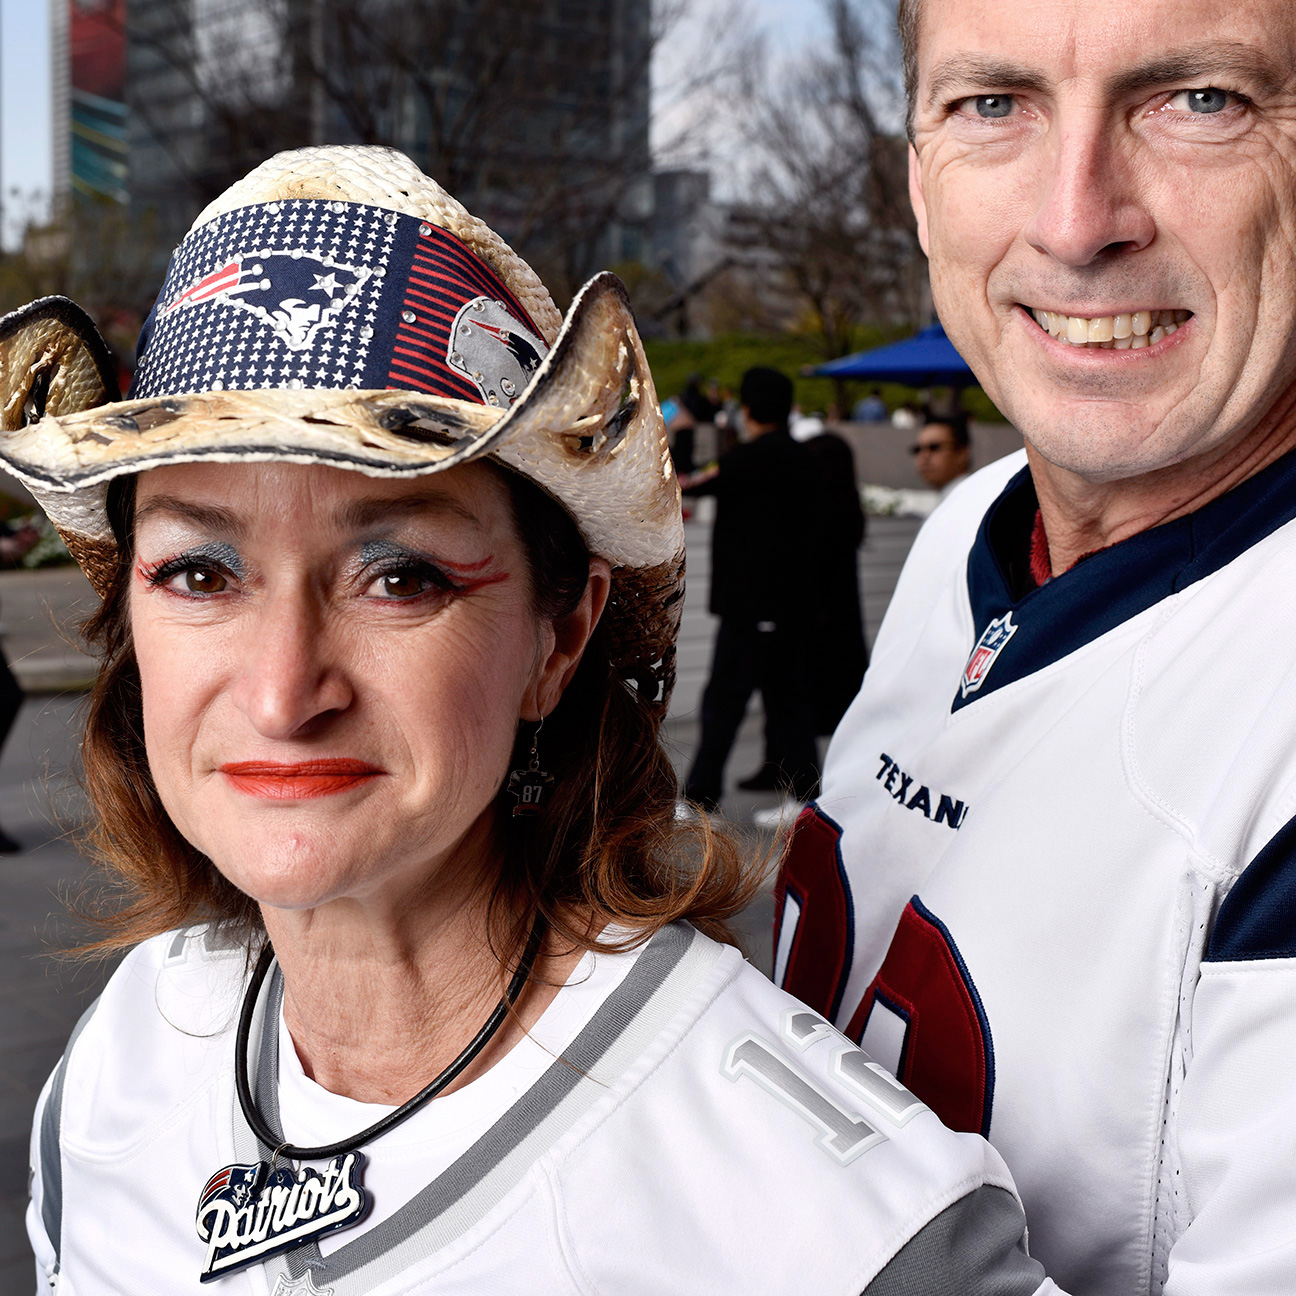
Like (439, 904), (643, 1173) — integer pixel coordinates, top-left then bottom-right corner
(2, 147), (1046, 1295)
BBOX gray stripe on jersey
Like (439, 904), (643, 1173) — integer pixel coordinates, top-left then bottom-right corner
(37, 995), (102, 1272)
(253, 922), (723, 1295)
(861, 1185), (1046, 1296)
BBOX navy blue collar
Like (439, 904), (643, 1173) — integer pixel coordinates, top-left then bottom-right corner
(955, 446), (1296, 711)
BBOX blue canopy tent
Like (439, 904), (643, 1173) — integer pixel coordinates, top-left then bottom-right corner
(811, 322), (977, 389)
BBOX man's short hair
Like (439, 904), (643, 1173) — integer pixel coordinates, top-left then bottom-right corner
(740, 366), (795, 428)
(897, 0), (921, 141)
(922, 409), (970, 450)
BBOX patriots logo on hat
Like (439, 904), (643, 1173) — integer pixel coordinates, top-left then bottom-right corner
(163, 250), (370, 353)
(447, 297), (547, 407)
(960, 611), (1018, 698)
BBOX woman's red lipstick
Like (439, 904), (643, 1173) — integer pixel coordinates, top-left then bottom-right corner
(219, 759), (383, 799)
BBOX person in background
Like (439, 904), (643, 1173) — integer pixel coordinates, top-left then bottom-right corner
(891, 403), (922, 431)
(853, 388), (888, 421)
(805, 432), (868, 734)
(912, 410), (971, 497)
(681, 367), (822, 814)
(669, 373), (722, 477)
(739, 430), (869, 796)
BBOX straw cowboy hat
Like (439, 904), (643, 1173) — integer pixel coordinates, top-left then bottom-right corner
(0, 145), (684, 708)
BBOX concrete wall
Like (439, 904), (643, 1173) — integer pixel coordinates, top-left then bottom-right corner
(830, 420), (1025, 489)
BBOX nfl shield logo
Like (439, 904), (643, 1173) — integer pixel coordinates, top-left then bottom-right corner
(961, 612), (1018, 698)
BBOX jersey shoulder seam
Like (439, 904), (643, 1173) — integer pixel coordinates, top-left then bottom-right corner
(843, 1172), (1009, 1293)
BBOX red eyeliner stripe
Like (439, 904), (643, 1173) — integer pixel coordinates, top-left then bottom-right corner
(439, 555), (495, 572)
(455, 571), (510, 593)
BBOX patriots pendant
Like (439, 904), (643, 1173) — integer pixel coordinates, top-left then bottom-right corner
(196, 1152), (369, 1282)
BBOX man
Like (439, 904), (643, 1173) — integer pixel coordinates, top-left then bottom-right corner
(682, 366), (821, 811)
(853, 387), (889, 421)
(776, 0), (1296, 1292)
(912, 410), (971, 497)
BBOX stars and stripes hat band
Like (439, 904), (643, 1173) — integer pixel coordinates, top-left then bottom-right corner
(132, 198), (550, 413)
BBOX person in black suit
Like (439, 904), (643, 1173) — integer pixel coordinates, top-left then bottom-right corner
(681, 367), (822, 810)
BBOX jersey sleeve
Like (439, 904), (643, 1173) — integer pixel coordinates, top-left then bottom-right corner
(1162, 819), (1296, 1293)
(27, 992), (103, 1294)
(862, 1185), (1060, 1296)
(28, 1063), (62, 1293)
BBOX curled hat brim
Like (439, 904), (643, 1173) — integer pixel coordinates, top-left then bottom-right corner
(0, 272), (685, 710)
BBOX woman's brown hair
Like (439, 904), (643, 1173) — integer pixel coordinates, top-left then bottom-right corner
(78, 464), (766, 965)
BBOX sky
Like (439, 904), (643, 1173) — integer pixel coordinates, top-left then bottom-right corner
(1, 0), (50, 246)
(0, 0), (826, 248)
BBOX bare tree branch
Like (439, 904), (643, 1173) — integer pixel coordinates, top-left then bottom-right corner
(728, 0), (926, 363)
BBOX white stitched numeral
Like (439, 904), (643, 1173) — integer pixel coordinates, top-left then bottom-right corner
(781, 1008), (842, 1052)
(833, 1047), (927, 1126)
(722, 1033), (887, 1165)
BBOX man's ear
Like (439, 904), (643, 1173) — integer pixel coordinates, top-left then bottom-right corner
(908, 144), (930, 256)
(522, 558), (612, 721)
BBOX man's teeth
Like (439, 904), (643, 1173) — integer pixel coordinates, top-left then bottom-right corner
(1030, 308), (1190, 349)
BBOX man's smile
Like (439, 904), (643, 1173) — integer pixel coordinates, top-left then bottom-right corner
(1024, 306), (1192, 349)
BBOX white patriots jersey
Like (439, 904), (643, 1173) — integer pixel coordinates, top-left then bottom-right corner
(29, 921), (1056, 1296)
(775, 447), (1296, 1295)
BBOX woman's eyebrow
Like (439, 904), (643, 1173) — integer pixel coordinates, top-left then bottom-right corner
(134, 496), (245, 536)
(335, 494), (484, 533)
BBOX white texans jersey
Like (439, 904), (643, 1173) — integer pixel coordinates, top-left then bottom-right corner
(775, 448), (1296, 1295)
(29, 921), (1057, 1296)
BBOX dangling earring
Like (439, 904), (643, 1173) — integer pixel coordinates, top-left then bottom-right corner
(507, 718), (554, 817)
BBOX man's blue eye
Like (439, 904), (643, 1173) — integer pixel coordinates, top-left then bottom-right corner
(1186, 88), (1229, 114)
(975, 95), (1014, 118)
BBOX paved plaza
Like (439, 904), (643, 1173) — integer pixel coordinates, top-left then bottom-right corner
(0, 513), (919, 1291)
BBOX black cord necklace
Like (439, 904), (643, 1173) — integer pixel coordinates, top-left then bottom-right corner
(235, 914), (549, 1160)
(194, 916), (548, 1282)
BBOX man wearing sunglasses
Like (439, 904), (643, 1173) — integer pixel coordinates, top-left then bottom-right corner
(912, 411), (972, 496)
